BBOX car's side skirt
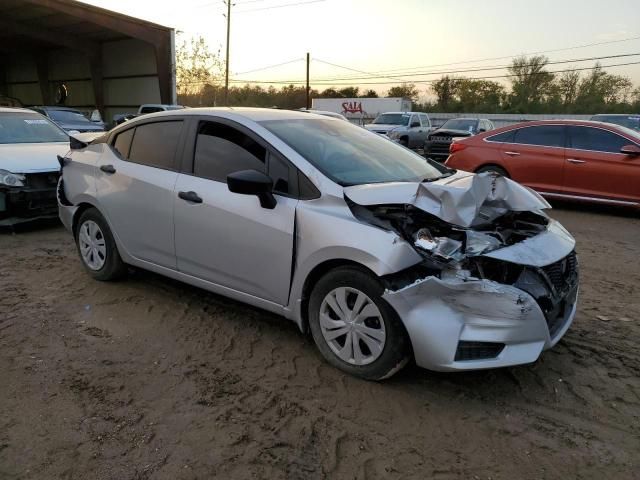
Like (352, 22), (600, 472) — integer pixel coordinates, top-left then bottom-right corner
(125, 256), (291, 319)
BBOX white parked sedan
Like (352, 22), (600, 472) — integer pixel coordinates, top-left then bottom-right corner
(58, 108), (579, 380)
(0, 107), (70, 226)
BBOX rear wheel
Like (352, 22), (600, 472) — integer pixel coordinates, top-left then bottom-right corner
(476, 165), (508, 177)
(75, 208), (126, 281)
(308, 267), (410, 380)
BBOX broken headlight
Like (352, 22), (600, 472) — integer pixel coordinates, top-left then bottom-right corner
(0, 170), (25, 188)
(414, 228), (464, 262)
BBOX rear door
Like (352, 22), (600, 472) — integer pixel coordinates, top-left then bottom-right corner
(173, 118), (298, 305)
(499, 125), (567, 193)
(96, 119), (185, 269)
(564, 125), (640, 203)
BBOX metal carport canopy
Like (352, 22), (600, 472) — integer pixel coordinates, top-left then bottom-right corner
(0, 0), (175, 120)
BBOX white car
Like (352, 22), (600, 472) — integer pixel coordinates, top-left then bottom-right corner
(0, 107), (70, 226)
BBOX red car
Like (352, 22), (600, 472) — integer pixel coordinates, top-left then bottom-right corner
(445, 120), (640, 207)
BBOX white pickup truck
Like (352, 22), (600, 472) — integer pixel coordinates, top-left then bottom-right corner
(364, 112), (433, 149)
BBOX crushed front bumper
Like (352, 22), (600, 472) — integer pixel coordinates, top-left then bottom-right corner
(384, 262), (578, 372)
(0, 172), (60, 226)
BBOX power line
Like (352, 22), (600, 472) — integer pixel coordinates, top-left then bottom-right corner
(354, 34), (640, 76)
(313, 58), (414, 84)
(235, 0), (325, 13)
(234, 57), (304, 75)
(310, 52), (640, 82)
(222, 60), (640, 86)
(229, 53), (640, 84)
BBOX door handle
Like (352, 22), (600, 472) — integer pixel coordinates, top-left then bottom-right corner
(504, 151), (520, 156)
(100, 164), (116, 174)
(567, 158), (586, 164)
(178, 191), (203, 204)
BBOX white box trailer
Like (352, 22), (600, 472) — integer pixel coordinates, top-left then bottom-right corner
(312, 97), (412, 124)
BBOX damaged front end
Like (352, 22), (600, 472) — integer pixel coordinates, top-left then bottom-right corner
(346, 172), (579, 370)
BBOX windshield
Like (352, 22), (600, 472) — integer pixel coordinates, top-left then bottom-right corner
(48, 109), (92, 124)
(441, 119), (478, 132)
(260, 119), (444, 186)
(372, 113), (410, 126)
(0, 112), (68, 144)
(593, 115), (640, 131)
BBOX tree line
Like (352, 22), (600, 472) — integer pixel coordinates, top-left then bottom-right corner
(176, 37), (640, 114)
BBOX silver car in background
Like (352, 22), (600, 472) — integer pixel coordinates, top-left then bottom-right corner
(58, 108), (578, 380)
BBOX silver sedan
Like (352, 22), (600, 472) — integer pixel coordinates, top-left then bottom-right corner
(58, 108), (579, 380)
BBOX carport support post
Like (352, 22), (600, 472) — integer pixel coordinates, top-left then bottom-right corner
(89, 51), (105, 120)
(36, 54), (51, 105)
(306, 52), (310, 109)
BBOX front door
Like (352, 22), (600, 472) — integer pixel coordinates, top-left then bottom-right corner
(499, 124), (567, 193)
(564, 125), (640, 203)
(173, 120), (297, 305)
(96, 120), (184, 269)
(407, 114), (426, 148)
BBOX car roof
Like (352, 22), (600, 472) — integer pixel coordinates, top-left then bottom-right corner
(130, 107), (328, 122)
(485, 119), (632, 132)
(33, 106), (83, 112)
(0, 107), (43, 114)
(591, 113), (639, 117)
(443, 117), (481, 121)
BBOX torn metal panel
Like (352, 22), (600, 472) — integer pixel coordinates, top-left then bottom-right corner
(344, 171), (550, 228)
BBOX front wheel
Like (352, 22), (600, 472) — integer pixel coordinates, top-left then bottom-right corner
(308, 267), (410, 380)
(75, 208), (127, 281)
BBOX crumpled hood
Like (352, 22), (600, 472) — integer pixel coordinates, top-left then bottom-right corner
(344, 171), (551, 228)
(0, 142), (69, 173)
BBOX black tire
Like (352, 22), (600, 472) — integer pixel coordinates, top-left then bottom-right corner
(308, 266), (410, 381)
(476, 165), (509, 177)
(75, 208), (127, 281)
(399, 137), (409, 148)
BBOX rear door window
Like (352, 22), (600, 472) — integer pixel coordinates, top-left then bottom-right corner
(193, 121), (266, 183)
(512, 125), (565, 147)
(568, 126), (632, 153)
(487, 129), (516, 143)
(127, 121), (183, 170)
(420, 114), (430, 128)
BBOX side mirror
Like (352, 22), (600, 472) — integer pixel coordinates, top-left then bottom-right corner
(620, 144), (640, 156)
(478, 128), (486, 133)
(410, 121), (420, 128)
(227, 169), (277, 209)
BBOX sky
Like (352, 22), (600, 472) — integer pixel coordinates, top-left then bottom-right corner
(78, 0), (640, 99)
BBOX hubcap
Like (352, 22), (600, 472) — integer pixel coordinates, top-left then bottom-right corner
(78, 220), (106, 271)
(319, 287), (386, 366)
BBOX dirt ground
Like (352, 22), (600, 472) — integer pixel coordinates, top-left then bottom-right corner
(1, 202), (639, 480)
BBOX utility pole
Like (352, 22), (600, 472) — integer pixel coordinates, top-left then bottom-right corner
(306, 52), (310, 109)
(224, 0), (231, 106)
